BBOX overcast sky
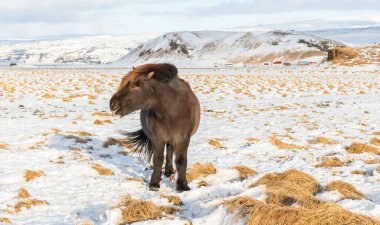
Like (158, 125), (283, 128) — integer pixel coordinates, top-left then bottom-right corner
(1, 0), (380, 38)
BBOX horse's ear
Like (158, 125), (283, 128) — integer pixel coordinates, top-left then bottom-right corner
(132, 66), (136, 70)
(146, 71), (155, 80)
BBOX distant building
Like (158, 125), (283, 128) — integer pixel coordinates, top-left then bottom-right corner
(224, 63), (234, 67)
(283, 62), (291, 66)
(273, 61), (282, 65)
(296, 61), (309, 66)
(263, 62), (270, 66)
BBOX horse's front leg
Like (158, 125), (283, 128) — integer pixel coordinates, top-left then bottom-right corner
(149, 141), (165, 191)
(164, 144), (174, 177)
(174, 138), (190, 191)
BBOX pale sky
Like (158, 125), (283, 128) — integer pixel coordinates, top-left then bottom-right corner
(0, 0), (379, 38)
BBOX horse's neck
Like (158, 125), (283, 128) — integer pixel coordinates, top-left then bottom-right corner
(150, 81), (184, 120)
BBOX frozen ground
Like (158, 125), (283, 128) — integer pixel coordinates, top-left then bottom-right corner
(0, 67), (379, 224)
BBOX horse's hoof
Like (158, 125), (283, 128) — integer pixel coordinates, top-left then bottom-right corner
(176, 183), (190, 192)
(149, 184), (160, 191)
(164, 171), (173, 177)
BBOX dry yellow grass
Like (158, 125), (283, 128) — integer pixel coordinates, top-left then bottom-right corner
(363, 159), (380, 164)
(0, 142), (9, 149)
(247, 203), (303, 225)
(223, 196), (264, 213)
(103, 137), (124, 148)
(246, 137), (260, 143)
(0, 217), (11, 223)
(269, 136), (303, 150)
(207, 138), (224, 148)
(186, 162), (217, 182)
(325, 181), (365, 200)
(75, 220), (94, 225)
(92, 111), (112, 117)
(161, 194), (183, 206)
(67, 131), (95, 136)
(24, 170), (46, 182)
(351, 170), (367, 175)
(15, 199), (48, 212)
(296, 202), (379, 225)
(370, 138), (380, 146)
(249, 169), (320, 206)
(92, 163), (114, 176)
(346, 142), (379, 155)
(116, 195), (176, 224)
(233, 165), (257, 180)
(308, 137), (338, 145)
(18, 188), (31, 198)
(93, 119), (112, 125)
(224, 197), (379, 225)
(315, 157), (348, 168)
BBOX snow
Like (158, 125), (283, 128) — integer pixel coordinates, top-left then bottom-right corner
(0, 34), (159, 66)
(0, 65), (379, 224)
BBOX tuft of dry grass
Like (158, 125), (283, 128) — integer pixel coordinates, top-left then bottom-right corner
(186, 162), (217, 183)
(92, 163), (114, 176)
(370, 138), (380, 146)
(161, 194), (183, 206)
(325, 181), (365, 200)
(24, 170), (46, 182)
(296, 202), (378, 225)
(75, 221), (94, 225)
(249, 169), (320, 206)
(269, 136), (303, 150)
(207, 138), (224, 148)
(0, 142), (9, 150)
(363, 159), (380, 164)
(103, 137), (124, 148)
(233, 165), (257, 180)
(346, 142), (379, 155)
(15, 199), (48, 212)
(18, 188), (31, 198)
(246, 137), (260, 143)
(247, 203), (303, 225)
(116, 195), (177, 224)
(223, 196), (264, 214)
(224, 198), (379, 225)
(308, 137), (338, 145)
(67, 131), (95, 136)
(351, 170), (367, 175)
(93, 119), (112, 125)
(315, 157), (348, 168)
(0, 217), (11, 223)
(92, 111), (112, 117)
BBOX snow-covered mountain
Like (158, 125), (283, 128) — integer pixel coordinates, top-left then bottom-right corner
(303, 26), (380, 46)
(0, 34), (159, 66)
(116, 30), (342, 67)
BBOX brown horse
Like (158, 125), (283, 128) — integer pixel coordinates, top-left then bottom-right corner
(110, 63), (200, 191)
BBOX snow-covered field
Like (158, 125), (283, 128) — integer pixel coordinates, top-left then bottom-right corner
(0, 67), (379, 224)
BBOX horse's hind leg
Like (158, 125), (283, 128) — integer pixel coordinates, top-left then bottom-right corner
(164, 144), (174, 177)
(149, 142), (165, 191)
(174, 138), (190, 191)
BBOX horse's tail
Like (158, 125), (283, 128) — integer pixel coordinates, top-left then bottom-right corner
(123, 129), (153, 161)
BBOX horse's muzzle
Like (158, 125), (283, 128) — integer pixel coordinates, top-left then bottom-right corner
(109, 97), (121, 116)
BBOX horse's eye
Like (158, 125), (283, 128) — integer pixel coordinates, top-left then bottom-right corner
(133, 81), (141, 88)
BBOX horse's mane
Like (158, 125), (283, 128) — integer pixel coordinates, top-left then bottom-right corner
(117, 63), (178, 92)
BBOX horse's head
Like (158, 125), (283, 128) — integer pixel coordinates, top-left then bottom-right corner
(110, 63), (178, 117)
